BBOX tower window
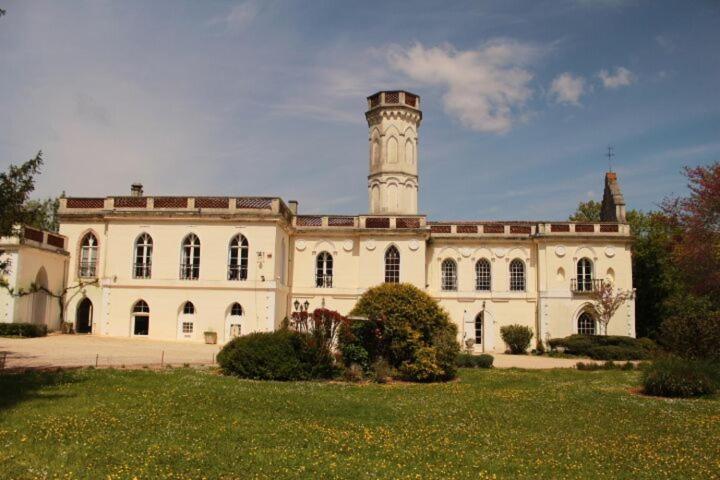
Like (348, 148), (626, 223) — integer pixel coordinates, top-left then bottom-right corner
(316, 251), (333, 288)
(509, 259), (526, 291)
(441, 259), (457, 291)
(475, 259), (491, 291)
(384, 246), (400, 283)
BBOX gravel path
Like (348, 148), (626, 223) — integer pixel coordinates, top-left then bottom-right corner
(0, 335), (595, 370)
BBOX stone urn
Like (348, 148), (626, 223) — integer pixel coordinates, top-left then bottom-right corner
(204, 331), (217, 345)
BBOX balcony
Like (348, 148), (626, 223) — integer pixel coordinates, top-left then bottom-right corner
(227, 265), (248, 281)
(571, 278), (604, 294)
(315, 274), (333, 288)
(179, 264), (199, 280)
(78, 261), (97, 278)
(133, 264), (152, 279)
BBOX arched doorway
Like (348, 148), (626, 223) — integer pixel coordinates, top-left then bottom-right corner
(474, 312), (484, 350)
(32, 268), (49, 326)
(76, 298), (93, 334)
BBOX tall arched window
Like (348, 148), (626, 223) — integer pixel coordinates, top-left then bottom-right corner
(132, 300), (150, 336)
(316, 251), (333, 288)
(475, 259), (491, 291)
(79, 232), (98, 278)
(180, 234), (200, 280)
(228, 234), (248, 281)
(576, 258), (593, 292)
(384, 246), (400, 283)
(133, 233), (153, 279)
(441, 259), (457, 291)
(578, 312), (596, 335)
(475, 312), (484, 345)
(509, 259), (526, 291)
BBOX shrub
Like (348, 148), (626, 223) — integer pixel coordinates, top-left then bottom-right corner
(456, 353), (494, 369)
(342, 363), (364, 383)
(500, 325), (533, 354)
(576, 361), (636, 371)
(642, 357), (719, 398)
(342, 283), (460, 382)
(660, 310), (720, 362)
(548, 334), (656, 360)
(217, 330), (335, 381)
(0, 322), (47, 337)
(370, 358), (392, 383)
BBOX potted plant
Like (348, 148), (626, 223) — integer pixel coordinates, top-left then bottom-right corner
(204, 329), (217, 345)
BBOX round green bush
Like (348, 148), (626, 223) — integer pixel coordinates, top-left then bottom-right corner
(500, 324), (534, 354)
(343, 283), (460, 382)
(642, 357), (719, 398)
(218, 330), (320, 381)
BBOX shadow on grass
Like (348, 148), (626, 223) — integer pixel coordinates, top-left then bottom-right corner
(0, 368), (81, 411)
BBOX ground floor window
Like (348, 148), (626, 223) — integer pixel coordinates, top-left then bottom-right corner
(132, 300), (150, 336)
(475, 313), (483, 344)
(577, 312), (596, 335)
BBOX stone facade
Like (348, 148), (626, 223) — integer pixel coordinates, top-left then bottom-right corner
(15, 90), (635, 351)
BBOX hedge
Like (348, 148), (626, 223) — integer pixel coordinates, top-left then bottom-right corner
(548, 334), (656, 360)
(0, 323), (48, 338)
(642, 357), (719, 398)
(456, 353), (494, 369)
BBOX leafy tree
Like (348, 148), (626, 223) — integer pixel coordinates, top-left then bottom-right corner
(662, 163), (720, 299)
(24, 197), (60, 232)
(0, 152), (43, 273)
(569, 200), (601, 221)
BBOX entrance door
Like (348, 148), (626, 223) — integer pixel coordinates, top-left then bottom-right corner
(76, 298), (93, 334)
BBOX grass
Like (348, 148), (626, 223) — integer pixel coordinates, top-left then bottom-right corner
(0, 368), (718, 479)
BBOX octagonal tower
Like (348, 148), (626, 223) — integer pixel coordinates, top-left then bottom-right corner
(366, 91), (422, 215)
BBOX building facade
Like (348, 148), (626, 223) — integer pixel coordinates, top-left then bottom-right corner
(29, 90), (634, 351)
(0, 226), (69, 330)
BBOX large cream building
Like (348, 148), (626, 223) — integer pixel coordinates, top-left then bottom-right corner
(7, 91), (636, 351)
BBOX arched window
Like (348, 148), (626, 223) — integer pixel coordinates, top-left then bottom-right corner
(578, 312), (596, 335)
(475, 259), (491, 291)
(133, 233), (153, 279)
(441, 259), (457, 291)
(576, 258), (593, 292)
(316, 251), (333, 288)
(475, 312), (483, 345)
(228, 234), (248, 281)
(384, 246), (400, 283)
(182, 301), (195, 314)
(132, 300), (149, 336)
(79, 232), (98, 278)
(180, 234), (200, 280)
(230, 303), (243, 316)
(509, 259), (525, 291)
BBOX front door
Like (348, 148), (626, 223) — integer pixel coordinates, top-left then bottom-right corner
(76, 298), (93, 334)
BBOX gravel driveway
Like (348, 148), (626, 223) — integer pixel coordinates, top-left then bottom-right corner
(0, 334), (594, 370)
(0, 334), (221, 370)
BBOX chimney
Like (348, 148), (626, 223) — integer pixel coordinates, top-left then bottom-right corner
(600, 172), (626, 223)
(288, 200), (298, 215)
(131, 183), (144, 197)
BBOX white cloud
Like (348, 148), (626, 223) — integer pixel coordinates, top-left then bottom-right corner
(549, 72), (586, 105)
(598, 66), (636, 88)
(208, 1), (258, 33)
(386, 41), (539, 134)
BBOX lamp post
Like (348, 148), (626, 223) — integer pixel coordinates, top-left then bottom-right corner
(293, 299), (310, 313)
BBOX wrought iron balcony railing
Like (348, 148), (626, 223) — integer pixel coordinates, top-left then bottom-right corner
(133, 264), (152, 279)
(315, 274), (333, 288)
(227, 265), (248, 281)
(78, 261), (97, 278)
(179, 263), (199, 280)
(571, 278), (604, 293)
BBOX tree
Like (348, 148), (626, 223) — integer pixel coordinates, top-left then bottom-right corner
(591, 280), (633, 335)
(662, 162), (720, 299)
(24, 197), (60, 232)
(569, 200), (601, 222)
(0, 152), (43, 273)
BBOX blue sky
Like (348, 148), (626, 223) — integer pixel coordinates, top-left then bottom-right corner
(1, 0), (718, 220)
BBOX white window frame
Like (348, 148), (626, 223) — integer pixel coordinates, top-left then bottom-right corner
(509, 259), (526, 292)
(441, 259), (457, 291)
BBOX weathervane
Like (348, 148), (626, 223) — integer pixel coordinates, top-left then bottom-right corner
(606, 145), (615, 172)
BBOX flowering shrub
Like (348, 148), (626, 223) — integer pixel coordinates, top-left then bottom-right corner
(642, 357), (719, 397)
(341, 283), (460, 382)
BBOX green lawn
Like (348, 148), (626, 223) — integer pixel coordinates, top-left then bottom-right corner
(0, 368), (718, 479)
